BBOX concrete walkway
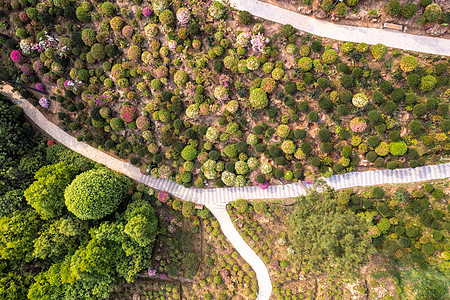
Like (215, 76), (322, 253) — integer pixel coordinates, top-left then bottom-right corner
(226, 0), (450, 56)
(209, 203), (272, 300)
(1, 85), (449, 300)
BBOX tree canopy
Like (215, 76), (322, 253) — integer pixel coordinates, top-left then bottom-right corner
(64, 168), (128, 220)
(288, 187), (374, 276)
(24, 162), (78, 220)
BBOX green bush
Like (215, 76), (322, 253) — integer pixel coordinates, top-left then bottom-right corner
(81, 28), (96, 46)
(64, 168), (128, 220)
(413, 103), (427, 117)
(420, 75), (436, 92)
(385, 0), (401, 16)
(181, 145), (197, 161)
(401, 2), (417, 18)
(407, 73), (420, 87)
(280, 24), (296, 39)
(159, 9), (175, 26)
(76, 6), (91, 22)
(249, 88), (268, 109)
(371, 43), (387, 61)
(90, 43), (105, 61)
(101, 2), (116, 17)
(422, 3), (442, 24)
(238, 10), (253, 25)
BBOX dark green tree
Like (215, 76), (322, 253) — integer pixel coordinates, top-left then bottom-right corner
(288, 187), (374, 275)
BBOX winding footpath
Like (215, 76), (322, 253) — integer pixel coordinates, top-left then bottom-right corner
(2, 84), (449, 299)
(225, 0), (450, 56)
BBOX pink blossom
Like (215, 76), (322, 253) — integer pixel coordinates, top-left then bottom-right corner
(39, 97), (50, 108)
(10, 50), (22, 62)
(143, 7), (153, 17)
(158, 191), (170, 203)
(251, 33), (269, 53)
(35, 83), (45, 91)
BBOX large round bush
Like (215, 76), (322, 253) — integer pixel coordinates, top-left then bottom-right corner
(181, 145), (197, 161)
(64, 168), (127, 220)
(400, 55), (418, 72)
(249, 88), (268, 109)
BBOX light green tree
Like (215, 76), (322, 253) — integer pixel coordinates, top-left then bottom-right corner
(24, 162), (78, 220)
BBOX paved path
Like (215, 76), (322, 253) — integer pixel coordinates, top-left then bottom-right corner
(1, 85), (449, 300)
(208, 203), (272, 300)
(226, 0), (450, 56)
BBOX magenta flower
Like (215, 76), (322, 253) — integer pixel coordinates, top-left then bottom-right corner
(143, 7), (153, 17)
(35, 83), (45, 91)
(158, 191), (170, 203)
(10, 50), (22, 62)
(39, 97), (50, 108)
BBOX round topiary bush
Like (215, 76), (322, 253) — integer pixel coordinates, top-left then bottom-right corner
(110, 117), (124, 130)
(90, 43), (106, 61)
(110, 16), (124, 31)
(101, 2), (116, 16)
(127, 45), (141, 61)
(76, 6), (91, 22)
(322, 49), (337, 64)
(352, 93), (369, 108)
(64, 168), (127, 220)
(420, 75), (436, 92)
(209, 1), (226, 19)
(422, 3), (442, 23)
(371, 43), (387, 61)
(174, 70), (188, 87)
(298, 57), (313, 71)
(385, 0), (401, 16)
(400, 55), (418, 72)
(81, 28), (96, 46)
(181, 145), (197, 161)
(249, 88), (268, 110)
(389, 141), (407, 156)
(159, 9), (175, 26)
(413, 103), (427, 117)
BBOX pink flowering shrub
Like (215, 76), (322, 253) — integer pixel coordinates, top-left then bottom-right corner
(218, 74), (231, 87)
(176, 7), (191, 25)
(121, 25), (134, 39)
(20, 64), (32, 75)
(349, 117), (367, 133)
(158, 191), (170, 203)
(10, 50), (22, 62)
(35, 83), (45, 91)
(251, 33), (269, 53)
(39, 97), (50, 108)
(120, 105), (137, 122)
(143, 7), (153, 17)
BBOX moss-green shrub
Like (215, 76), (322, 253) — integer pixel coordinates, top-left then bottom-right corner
(64, 168), (127, 220)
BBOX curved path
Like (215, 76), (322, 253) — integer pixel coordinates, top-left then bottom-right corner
(225, 0), (450, 56)
(1, 85), (449, 300)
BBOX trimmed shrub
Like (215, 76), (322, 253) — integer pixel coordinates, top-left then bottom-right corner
(249, 88), (269, 110)
(386, 0), (401, 16)
(181, 145), (198, 161)
(64, 168), (127, 220)
(371, 43), (387, 61)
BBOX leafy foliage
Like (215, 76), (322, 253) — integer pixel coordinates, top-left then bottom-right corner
(64, 168), (128, 220)
(288, 188), (374, 275)
(24, 162), (78, 220)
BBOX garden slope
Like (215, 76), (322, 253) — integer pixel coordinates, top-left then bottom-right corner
(225, 0), (450, 56)
(1, 84), (450, 300)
